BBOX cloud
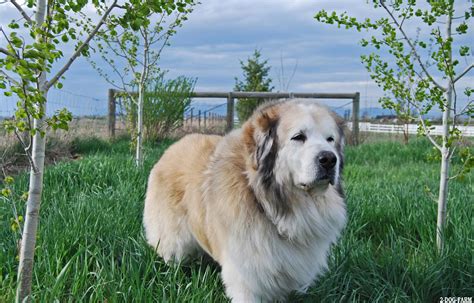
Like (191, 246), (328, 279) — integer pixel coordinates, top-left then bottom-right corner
(0, 0), (472, 117)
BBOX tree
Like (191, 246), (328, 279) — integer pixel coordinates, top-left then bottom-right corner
(0, 1), (191, 301)
(315, 0), (473, 252)
(89, 1), (196, 165)
(234, 49), (274, 122)
(275, 52), (298, 92)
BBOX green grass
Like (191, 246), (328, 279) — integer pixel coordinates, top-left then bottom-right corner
(1, 137), (473, 302)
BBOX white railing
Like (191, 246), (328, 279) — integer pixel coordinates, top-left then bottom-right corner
(347, 122), (474, 137)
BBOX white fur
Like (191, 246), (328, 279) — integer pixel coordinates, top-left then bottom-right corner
(223, 179), (346, 302)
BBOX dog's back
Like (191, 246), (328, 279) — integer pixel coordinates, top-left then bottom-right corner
(143, 134), (222, 261)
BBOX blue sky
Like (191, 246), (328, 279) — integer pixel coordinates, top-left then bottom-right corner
(0, 0), (473, 116)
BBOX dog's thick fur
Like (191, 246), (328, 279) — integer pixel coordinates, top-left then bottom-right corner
(143, 100), (347, 302)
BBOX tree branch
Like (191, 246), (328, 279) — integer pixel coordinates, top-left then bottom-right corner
(456, 100), (473, 116)
(418, 116), (442, 151)
(379, 0), (447, 91)
(13, 129), (37, 173)
(454, 63), (473, 83)
(44, 0), (118, 90)
(0, 70), (20, 85)
(0, 46), (16, 57)
(9, 0), (33, 25)
(0, 27), (21, 58)
(410, 103), (442, 151)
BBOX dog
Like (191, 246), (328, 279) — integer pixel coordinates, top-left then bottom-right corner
(143, 99), (347, 302)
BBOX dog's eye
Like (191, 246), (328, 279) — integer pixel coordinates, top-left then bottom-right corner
(326, 136), (335, 143)
(291, 133), (306, 142)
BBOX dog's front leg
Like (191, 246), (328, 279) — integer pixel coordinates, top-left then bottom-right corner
(221, 262), (267, 303)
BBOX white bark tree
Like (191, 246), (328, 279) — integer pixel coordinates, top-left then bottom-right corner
(0, 1), (193, 301)
(89, 4), (195, 166)
(316, 0), (473, 252)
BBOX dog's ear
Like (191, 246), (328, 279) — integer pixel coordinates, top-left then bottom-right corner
(243, 107), (280, 170)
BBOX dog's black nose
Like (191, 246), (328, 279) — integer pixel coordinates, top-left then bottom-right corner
(317, 151), (337, 170)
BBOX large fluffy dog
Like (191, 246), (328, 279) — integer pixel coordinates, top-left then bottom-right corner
(143, 100), (347, 302)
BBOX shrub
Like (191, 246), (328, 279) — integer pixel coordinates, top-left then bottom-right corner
(120, 73), (196, 141)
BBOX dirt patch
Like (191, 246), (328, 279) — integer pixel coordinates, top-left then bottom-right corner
(0, 136), (81, 182)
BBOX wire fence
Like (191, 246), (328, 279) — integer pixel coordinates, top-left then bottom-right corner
(181, 102), (228, 134)
(1, 88), (429, 149)
(1, 89), (361, 146)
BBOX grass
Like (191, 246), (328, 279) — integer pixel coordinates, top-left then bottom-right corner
(1, 137), (473, 302)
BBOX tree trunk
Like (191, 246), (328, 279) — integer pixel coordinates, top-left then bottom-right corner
(16, 1), (47, 301)
(403, 123), (409, 145)
(436, 7), (453, 254)
(436, 85), (452, 253)
(15, 101), (47, 302)
(136, 83), (144, 166)
(136, 34), (148, 167)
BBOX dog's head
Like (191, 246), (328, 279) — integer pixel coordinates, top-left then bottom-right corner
(243, 100), (345, 197)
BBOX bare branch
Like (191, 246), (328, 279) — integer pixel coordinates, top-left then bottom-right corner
(44, 0), (118, 90)
(378, 0), (447, 91)
(95, 55), (133, 91)
(455, 100), (473, 116)
(0, 70), (20, 85)
(9, 0), (33, 25)
(454, 63), (473, 83)
(286, 59), (298, 91)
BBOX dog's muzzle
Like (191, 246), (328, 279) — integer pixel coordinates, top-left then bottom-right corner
(316, 151), (337, 185)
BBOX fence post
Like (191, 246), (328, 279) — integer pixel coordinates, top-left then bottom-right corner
(204, 111), (207, 129)
(352, 92), (360, 145)
(226, 93), (234, 133)
(108, 89), (116, 139)
(198, 110), (201, 130)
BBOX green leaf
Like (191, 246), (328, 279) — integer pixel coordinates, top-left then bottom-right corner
(456, 23), (468, 34)
(459, 46), (470, 56)
(8, 21), (20, 29)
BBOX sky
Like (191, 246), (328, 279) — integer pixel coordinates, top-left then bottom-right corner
(0, 0), (473, 116)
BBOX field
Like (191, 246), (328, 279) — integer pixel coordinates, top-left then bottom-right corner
(0, 137), (473, 302)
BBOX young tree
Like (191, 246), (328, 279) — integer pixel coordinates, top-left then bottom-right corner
(275, 53), (298, 92)
(234, 49), (274, 122)
(0, 1), (190, 301)
(89, 1), (196, 165)
(315, 0), (473, 252)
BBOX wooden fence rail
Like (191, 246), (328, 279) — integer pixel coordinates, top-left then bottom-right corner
(108, 89), (361, 144)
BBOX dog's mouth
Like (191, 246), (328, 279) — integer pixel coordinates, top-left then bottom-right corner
(297, 174), (335, 191)
(297, 178), (330, 191)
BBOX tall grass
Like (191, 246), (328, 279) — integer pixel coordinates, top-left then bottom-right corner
(1, 137), (472, 302)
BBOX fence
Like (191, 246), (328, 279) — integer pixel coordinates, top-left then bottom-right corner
(0, 89), (111, 149)
(350, 122), (474, 137)
(108, 89), (361, 144)
(183, 102), (228, 133)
